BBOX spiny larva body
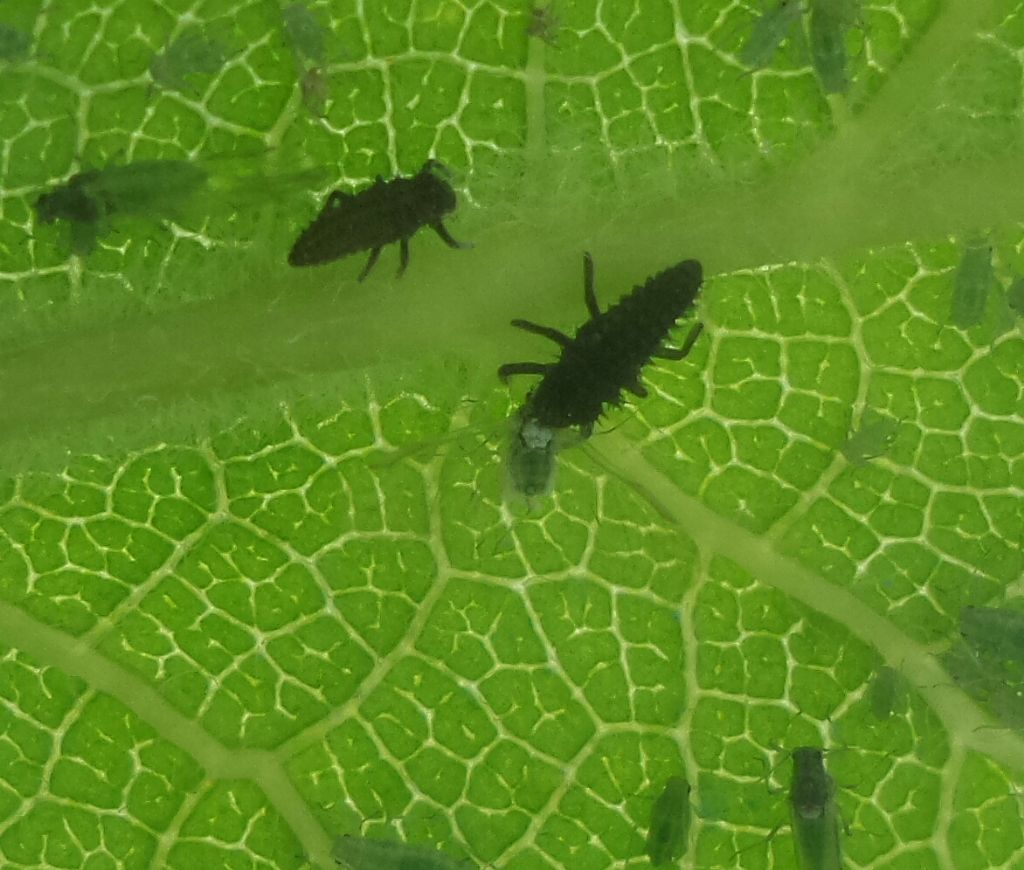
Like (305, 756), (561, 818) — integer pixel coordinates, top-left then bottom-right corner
(331, 834), (471, 870)
(839, 411), (899, 465)
(645, 775), (691, 867)
(739, 0), (803, 69)
(287, 160), (470, 279)
(950, 243), (994, 329)
(499, 253), (704, 435)
(34, 159), (210, 255)
(790, 747), (842, 870)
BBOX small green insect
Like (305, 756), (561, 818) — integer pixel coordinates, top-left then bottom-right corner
(528, 4), (560, 47)
(283, 2), (328, 66)
(839, 411), (899, 466)
(868, 665), (908, 720)
(789, 747), (843, 870)
(1006, 276), (1024, 317)
(149, 26), (230, 93)
(943, 625), (1024, 731)
(331, 834), (470, 870)
(739, 0), (804, 70)
(808, 0), (853, 94)
(301, 66), (330, 117)
(34, 159), (210, 255)
(0, 23), (32, 62)
(505, 414), (558, 502)
(645, 775), (692, 867)
(950, 243), (995, 329)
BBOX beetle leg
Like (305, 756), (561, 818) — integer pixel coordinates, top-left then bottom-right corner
(655, 322), (705, 359)
(583, 252), (600, 319)
(498, 362), (549, 383)
(511, 318), (572, 346)
(432, 221), (472, 249)
(357, 247), (382, 282)
(397, 237), (410, 277)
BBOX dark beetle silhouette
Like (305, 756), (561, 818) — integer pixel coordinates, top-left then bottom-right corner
(499, 253), (704, 434)
(287, 159), (470, 280)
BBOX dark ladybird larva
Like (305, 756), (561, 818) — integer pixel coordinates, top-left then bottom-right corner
(287, 160), (470, 280)
(499, 252), (704, 435)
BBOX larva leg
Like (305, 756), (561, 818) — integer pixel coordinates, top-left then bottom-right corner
(583, 252), (600, 318)
(397, 237), (410, 277)
(357, 247), (382, 282)
(498, 362), (549, 383)
(432, 221), (471, 249)
(627, 376), (648, 398)
(656, 322), (704, 359)
(511, 319), (572, 346)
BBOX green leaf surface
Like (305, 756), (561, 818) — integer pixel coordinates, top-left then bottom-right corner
(2, 1), (1024, 869)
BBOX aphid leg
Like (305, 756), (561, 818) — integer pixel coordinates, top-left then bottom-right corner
(431, 221), (472, 249)
(510, 318), (572, 346)
(357, 247), (382, 282)
(655, 322), (705, 359)
(498, 362), (549, 383)
(397, 237), (410, 277)
(583, 251), (600, 319)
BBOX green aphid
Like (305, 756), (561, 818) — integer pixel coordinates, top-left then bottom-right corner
(0, 23), (32, 62)
(300, 66), (330, 117)
(331, 834), (471, 870)
(150, 26), (230, 93)
(1006, 277), (1024, 316)
(283, 2), (328, 66)
(868, 665), (908, 720)
(808, 0), (854, 94)
(950, 243), (994, 329)
(960, 606), (1024, 666)
(942, 637), (1024, 730)
(839, 411), (899, 466)
(645, 775), (691, 867)
(790, 748), (842, 870)
(739, 0), (804, 70)
(34, 159), (210, 255)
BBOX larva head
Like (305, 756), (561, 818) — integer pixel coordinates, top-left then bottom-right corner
(416, 159), (458, 219)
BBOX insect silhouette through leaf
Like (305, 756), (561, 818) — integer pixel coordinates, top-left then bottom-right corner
(287, 160), (470, 280)
(499, 252), (704, 435)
